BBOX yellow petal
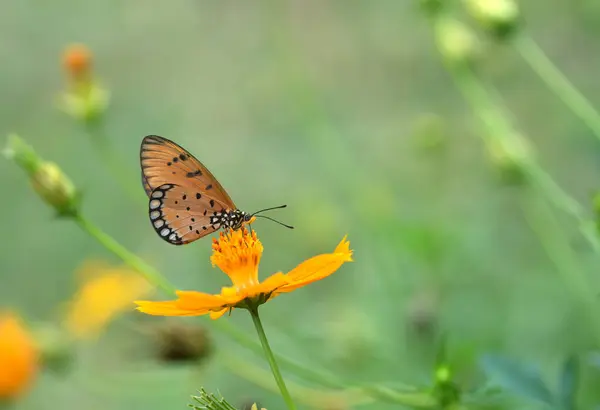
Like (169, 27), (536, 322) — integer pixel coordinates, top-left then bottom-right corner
(176, 291), (229, 309)
(279, 236), (352, 293)
(135, 291), (228, 317)
(209, 308), (229, 320)
(135, 301), (210, 316)
(254, 272), (288, 295)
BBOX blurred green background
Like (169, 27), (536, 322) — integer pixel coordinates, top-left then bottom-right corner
(3, 0), (600, 409)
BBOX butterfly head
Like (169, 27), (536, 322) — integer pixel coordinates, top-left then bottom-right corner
(227, 210), (251, 230)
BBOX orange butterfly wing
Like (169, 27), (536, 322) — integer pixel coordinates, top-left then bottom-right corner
(140, 135), (236, 209)
(148, 184), (228, 244)
(140, 135), (239, 245)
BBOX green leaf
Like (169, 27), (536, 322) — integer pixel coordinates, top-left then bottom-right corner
(480, 354), (554, 407)
(556, 355), (578, 410)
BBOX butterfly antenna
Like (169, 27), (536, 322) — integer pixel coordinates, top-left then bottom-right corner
(251, 204), (287, 216)
(254, 215), (294, 229)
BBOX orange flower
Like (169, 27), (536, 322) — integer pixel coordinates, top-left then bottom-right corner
(63, 260), (152, 340)
(0, 312), (39, 400)
(136, 228), (352, 319)
(62, 44), (92, 79)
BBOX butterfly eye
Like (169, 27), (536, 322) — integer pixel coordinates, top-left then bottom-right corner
(244, 213), (252, 222)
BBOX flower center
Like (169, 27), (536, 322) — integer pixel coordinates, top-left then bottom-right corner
(210, 227), (263, 291)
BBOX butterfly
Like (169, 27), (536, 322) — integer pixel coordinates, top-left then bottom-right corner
(140, 135), (292, 245)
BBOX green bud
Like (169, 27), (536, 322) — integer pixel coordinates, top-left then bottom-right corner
(31, 323), (73, 375)
(31, 162), (78, 216)
(464, 0), (520, 40)
(59, 82), (110, 124)
(433, 364), (462, 407)
(486, 134), (533, 185)
(434, 17), (480, 67)
(5, 134), (80, 217)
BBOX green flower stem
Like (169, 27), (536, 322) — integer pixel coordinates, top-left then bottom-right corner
(248, 306), (297, 410)
(514, 34), (600, 142)
(426, 13), (600, 342)
(361, 385), (438, 408)
(221, 352), (375, 408)
(73, 213), (176, 295)
(442, 54), (599, 252)
(521, 192), (600, 343)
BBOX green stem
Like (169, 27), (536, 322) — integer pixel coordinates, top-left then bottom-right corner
(73, 213), (176, 295)
(520, 192), (600, 344)
(514, 35), (600, 142)
(445, 59), (600, 252)
(361, 385), (438, 408)
(248, 306), (297, 410)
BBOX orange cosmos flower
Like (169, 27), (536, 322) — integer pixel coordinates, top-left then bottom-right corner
(135, 228), (352, 319)
(0, 312), (39, 400)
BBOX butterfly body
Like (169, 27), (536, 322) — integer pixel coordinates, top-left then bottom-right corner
(140, 135), (251, 245)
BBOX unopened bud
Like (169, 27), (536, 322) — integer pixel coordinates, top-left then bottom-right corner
(5, 134), (79, 216)
(59, 44), (109, 124)
(434, 17), (480, 67)
(487, 134), (533, 185)
(464, 0), (520, 40)
(59, 83), (110, 124)
(31, 162), (78, 216)
(31, 323), (73, 375)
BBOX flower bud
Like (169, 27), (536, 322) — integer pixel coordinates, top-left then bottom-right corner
(464, 0), (520, 40)
(153, 320), (212, 363)
(434, 17), (480, 67)
(31, 162), (78, 216)
(58, 44), (109, 124)
(31, 323), (73, 375)
(486, 133), (533, 185)
(59, 83), (110, 124)
(4, 134), (80, 217)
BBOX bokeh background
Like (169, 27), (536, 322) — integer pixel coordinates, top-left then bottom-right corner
(3, 1), (600, 409)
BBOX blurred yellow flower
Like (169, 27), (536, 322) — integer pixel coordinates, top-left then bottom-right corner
(136, 227), (352, 319)
(0, 312), (39, 400)
(63, 260), (152, 339)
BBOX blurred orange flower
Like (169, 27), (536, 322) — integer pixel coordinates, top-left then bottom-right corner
(62, 44), (92, 80)
(136, 228), (352, 319)
(58, 44), (109, 122)
(0, 312), (39, 400)
(63, 261), (152, 340)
